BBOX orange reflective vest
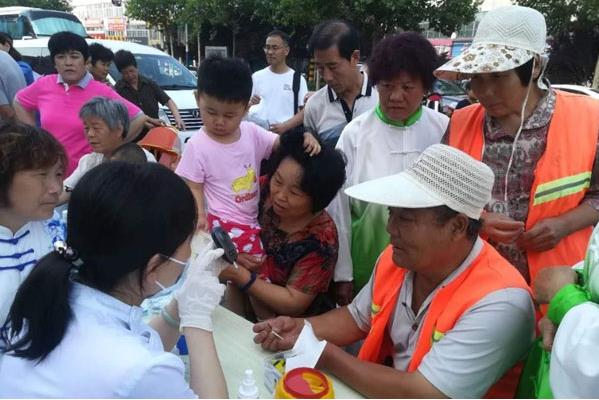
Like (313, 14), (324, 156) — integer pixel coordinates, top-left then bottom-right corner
(448, 91), (599, 283)
(358, 243), (532, 398)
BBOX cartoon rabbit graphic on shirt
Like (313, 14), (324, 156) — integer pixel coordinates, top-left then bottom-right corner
(232, 164), (256, 193)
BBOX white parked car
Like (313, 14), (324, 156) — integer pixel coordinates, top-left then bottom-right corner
(14, 38), (201, 145)
(553, 84), (599, 99)
(0, 6), (87, 39)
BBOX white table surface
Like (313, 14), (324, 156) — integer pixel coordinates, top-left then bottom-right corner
(212, 306), (363, 399)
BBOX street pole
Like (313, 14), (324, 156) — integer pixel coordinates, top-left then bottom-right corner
(197, 29), (201, 66)
(185, 23), (189, 67)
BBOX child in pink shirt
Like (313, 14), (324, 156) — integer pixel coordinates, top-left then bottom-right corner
(176, 56), (319, 263)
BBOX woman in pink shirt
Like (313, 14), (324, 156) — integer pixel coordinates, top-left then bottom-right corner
(13, 32), (146, 175)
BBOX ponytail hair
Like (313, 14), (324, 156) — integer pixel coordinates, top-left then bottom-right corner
(1, 162), (197, 360)
(1, 252), (75, 360)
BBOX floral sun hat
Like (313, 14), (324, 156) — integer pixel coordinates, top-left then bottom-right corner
(435, 5), (547, 81)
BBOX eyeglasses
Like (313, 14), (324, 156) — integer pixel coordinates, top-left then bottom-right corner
(263, 45), (284, 52)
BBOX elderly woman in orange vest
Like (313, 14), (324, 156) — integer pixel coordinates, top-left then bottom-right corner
(436, 5), (599, 285)
(253, 144), (535, 398)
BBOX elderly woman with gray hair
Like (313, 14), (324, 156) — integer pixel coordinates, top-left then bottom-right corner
(60, 97), (155, 201)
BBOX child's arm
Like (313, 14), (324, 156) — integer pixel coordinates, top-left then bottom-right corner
(183, 178), (207, 231)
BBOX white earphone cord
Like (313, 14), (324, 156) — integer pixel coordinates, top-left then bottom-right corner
(503, 56), (537, 205)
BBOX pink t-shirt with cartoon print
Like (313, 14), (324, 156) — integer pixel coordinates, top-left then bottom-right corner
(176, 121), (278, 226)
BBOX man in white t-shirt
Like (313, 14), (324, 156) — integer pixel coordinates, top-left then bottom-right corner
(248, 30), (307, 134)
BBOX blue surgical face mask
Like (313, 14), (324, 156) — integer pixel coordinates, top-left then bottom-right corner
(148, 255), (188, 299)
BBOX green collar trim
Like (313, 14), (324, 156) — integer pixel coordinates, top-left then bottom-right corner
(375, 104), (422, 127)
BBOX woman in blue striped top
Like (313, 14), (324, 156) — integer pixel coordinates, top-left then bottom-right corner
(0, 121), (66, 324)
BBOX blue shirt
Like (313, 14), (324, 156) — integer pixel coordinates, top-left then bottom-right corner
(0, 213), (64, 324)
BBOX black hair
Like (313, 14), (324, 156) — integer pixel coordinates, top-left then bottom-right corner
(368, 32), (439, 92)
(308, 20), (360, 61)
(514, 58), (535, 86)
(114, 49), (137, 72)
(268, 132), (346, 213)
(196, 56), (252, 104)
(0, 121), (67, 207)
(0, 32), (22, 61)
(111, 143), (147, 164)
(1, 162), (197, 361)
(432, 205), (481, 241)
(88, 42), (114, 65)
(48, 31), (89, 61)
(267, 30), (290, 47)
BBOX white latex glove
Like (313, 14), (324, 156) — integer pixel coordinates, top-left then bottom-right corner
(190, 231), (230, 277)
(175, 247), (226, 331)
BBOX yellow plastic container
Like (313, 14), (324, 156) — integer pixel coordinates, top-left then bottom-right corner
(274, 367), (335, 399)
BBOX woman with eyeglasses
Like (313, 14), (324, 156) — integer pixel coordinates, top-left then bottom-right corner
(0, 162), (228, 398)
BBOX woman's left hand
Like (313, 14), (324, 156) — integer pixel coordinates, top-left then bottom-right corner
(302, 132), (321, 156)
(236, 253), (265, 272)
(518, 217), (568, 252)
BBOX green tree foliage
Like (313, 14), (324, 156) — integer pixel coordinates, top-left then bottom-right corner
(0, 0), (71, 11)
(518, 0), (599, 84)
(254, 0), (479, 38)
(125, 0), (180, 32)
(183, 0), (260, 56)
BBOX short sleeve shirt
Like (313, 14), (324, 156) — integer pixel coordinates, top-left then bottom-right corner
(258, 182), (338, 308)
(0, 216), (64, 324)
(303, 71), (378, 146)
(0, 51), (26, 108)
(248, 67), (308, 124)
(175, 121), (277, 226)
(115, 75), (171, 119)
(64, 150), (157, 189)
(16, 73), (143, 175)
(348, 238), (535, 398)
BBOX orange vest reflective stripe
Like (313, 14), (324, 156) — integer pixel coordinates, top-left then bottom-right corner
(448, 91), (599, 283)
(358, 243), (532, 398)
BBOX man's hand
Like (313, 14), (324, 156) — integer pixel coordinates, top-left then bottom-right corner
(334, 281), (354, 306)
(249, 95), (261, 107)
(481, 212), (525, 243)
(269, 122), (288, 135)
(539, 316), (557, 351)
(236, 253), (265, 272)
(534, 266), (578, 304)
(518, 217), (568, 252)
(302, 132), (321, 156)
(253, 316), (303, 351)
(175, 117), (186, 131)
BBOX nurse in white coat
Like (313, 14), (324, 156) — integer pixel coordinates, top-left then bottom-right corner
(0, 162), (228, 398)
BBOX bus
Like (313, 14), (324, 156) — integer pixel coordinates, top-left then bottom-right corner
(0, 7), (87, 40)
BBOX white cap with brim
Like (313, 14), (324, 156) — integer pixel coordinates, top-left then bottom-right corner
(345, 144), (495, 220)
(434, 5), (547, 81)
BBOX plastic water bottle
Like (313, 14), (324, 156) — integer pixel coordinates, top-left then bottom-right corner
(238, 369), (259, 399)
(175, 336), (190, 382)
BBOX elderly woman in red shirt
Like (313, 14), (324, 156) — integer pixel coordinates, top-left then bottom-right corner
(220, 134), (346, 319)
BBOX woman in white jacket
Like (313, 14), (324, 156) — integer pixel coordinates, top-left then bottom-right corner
(0, 162), (228, 398)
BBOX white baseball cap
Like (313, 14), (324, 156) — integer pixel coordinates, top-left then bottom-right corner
(435, 5), (547, 80)
(345, 144), (495, 220)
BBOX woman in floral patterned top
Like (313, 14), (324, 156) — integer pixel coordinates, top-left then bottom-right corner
(220, 133), (346, 319)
